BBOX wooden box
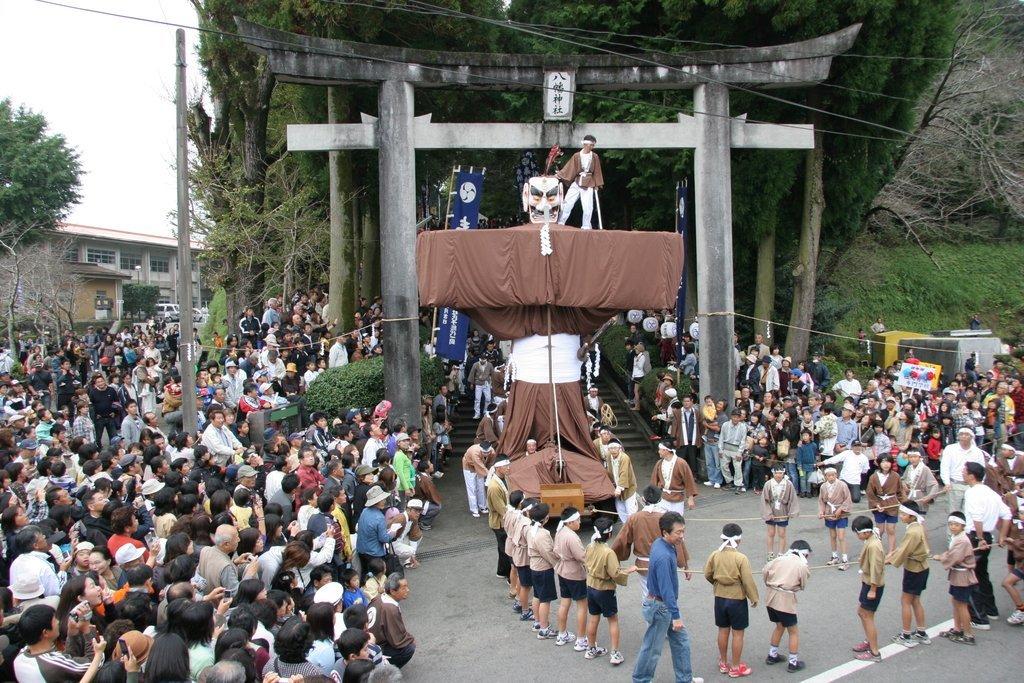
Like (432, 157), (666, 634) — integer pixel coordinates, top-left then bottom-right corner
(540, 483), (584, 517)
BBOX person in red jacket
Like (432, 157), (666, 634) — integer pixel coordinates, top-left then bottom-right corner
(296, 445), (325, 496)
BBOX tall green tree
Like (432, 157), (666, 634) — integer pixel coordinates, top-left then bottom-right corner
(505, 0), (955, 357)
(0, 99), (81, 232)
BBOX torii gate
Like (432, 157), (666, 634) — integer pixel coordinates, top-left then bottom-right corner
(236, 19), (861, 427)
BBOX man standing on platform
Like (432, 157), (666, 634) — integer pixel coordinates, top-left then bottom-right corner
(557, 135), (604, 229)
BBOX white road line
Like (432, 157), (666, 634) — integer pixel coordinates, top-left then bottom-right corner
(801, 619), (954, 683)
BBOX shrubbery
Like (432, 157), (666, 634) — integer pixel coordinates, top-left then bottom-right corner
(305, 353), (446, 417)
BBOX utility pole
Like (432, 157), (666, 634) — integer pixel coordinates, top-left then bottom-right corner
(175, 28), (197, 434)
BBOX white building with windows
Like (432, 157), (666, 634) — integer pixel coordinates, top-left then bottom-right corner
(57, 223), (207, 320)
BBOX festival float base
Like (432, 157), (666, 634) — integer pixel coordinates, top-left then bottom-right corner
(418, 222), (684, 505)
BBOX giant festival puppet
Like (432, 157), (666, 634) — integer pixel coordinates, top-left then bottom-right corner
(417, 140), (683, 505)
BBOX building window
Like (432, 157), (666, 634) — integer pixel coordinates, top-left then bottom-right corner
(62, 245), (79, 262)
(120, 253), (142, 270)
(150, 255), (170, 273)
(95, 290), (107, 297)
(86, 248), (116, 265)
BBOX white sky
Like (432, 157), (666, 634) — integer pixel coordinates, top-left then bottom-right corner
(0, 0), (206, 237)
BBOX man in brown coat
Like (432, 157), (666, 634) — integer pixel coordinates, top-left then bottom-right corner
(462, 441), (492, 517)
(611, 485), (690, 599)
(475, 403), (500, 445)
(651, 440), (697, 514)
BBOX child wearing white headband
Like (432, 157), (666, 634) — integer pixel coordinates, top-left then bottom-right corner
(552, 507), (588, 652)
(886, 500), (932, 648)
(583, 515), (636, 665)
(931, 511), (978, 645)
(762, 539), (812, 673)
(704, 523), (759, 678)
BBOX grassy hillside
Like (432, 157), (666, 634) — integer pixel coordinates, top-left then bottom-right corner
(823, 237), (1024, 351)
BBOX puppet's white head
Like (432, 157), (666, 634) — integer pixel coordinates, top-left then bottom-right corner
(522, 176), (563, 224)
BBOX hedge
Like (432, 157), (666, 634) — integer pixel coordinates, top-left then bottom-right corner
(305, 353), (446, 418)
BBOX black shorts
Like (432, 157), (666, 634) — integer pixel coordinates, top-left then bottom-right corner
(858, 582), (884, 612)
(901, 568), (929, 596)
(766, 606), (797, 627)
(714, 596), (749, 630)
(532, 568), (557, 603)
(516, 564), (533, 588)
(949, 584), (974, 603)
(558, 576), (586, 602)
(586, 587), (618, 617)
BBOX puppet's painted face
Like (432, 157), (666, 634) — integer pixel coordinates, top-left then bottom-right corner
(522, 176), (563, 223)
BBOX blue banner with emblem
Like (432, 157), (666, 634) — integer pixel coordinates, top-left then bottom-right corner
(436, 170), (484, 361)
(448, 171), (484, 229)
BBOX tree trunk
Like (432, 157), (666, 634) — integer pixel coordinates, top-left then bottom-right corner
(328, 86), (355, 334)
(361, 209), (380, 300)
(786, 94), (825, 363)
(753, 226), (776, 342)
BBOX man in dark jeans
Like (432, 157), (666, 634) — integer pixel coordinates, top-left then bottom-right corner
(962, 462), (1011, 629)
(87, 374), (120, 445)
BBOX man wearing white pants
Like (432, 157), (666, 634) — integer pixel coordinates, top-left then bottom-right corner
(467, 357), (494, 419)
(556, 135), (604, 229)
(606, 441), (638, 523)
(719, 409), (749, 490)
(462, 441), (492, 517)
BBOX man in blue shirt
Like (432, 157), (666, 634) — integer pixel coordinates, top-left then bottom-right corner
(632, 511), (703, 683)
(836, 406), (859, 448)
(355, 485), (396, 574)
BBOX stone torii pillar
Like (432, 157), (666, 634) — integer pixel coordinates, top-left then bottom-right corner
(235, 19), (861, 422)
(376, 80), (420, 422)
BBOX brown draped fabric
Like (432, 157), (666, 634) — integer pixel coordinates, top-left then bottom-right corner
(507, 446), (615, 504)
(417, 223), (684, 501)
(418, 223), (683, 315)
(498, 380), (599, 460)
(461, 306), (618, 341)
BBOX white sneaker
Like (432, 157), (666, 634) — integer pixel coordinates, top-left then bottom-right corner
(1008, 609), (1024, 625)
(573, 637), (589, 652)
(714, 483), (721, 489)
(555, 631), (576, 646)
(703, 481), (713, 487)
(738, 487), (747, 492)
(471, 512), (480, 518)
(610, 650), (625, 665)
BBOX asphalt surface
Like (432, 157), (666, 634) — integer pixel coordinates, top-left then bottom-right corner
(397, 450), (1023, 682)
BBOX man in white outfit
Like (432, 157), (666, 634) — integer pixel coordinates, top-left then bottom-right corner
(940, 427), (986, 515)
(556, 135), (604, 229)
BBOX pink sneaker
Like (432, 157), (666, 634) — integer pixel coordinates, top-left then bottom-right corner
(728, 663), (752, 678)
(851, 640), (871, 653)
(718, 660), (729, 674)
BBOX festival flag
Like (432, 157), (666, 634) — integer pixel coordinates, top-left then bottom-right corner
(674, 179), (693, 363)
(449, 170), (484, 229)
(437, 169), (484, 361)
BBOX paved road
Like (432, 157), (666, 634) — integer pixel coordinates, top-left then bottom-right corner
(397, 454), (1022, 682)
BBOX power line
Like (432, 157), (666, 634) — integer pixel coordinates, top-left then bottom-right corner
(342, 0), (919, 104)
(376, 0), (996, 149)
(31, 0), (1001, 160)
(30, 0), (915, 149)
